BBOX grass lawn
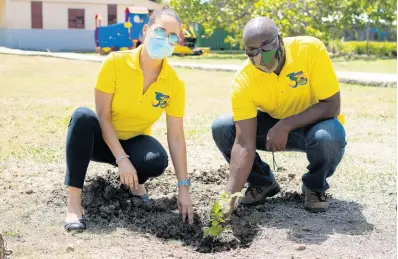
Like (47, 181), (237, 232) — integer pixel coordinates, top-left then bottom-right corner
(168, 55), (397, 74)
(0, 54), (396, 258)
(86, 51), (397, 74)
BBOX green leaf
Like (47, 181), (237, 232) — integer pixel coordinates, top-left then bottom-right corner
(208, 225), (223, 237)
(203, 227), (211, 238)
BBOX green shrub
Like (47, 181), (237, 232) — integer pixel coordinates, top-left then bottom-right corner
(327, 40), (397, 57)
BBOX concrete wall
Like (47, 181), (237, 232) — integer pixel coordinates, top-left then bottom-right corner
(0, 0), (6, 28)
(0, 28), (95, 52)
(4, 0), (161, 29)
(0, 0), (161, 51)
(5, 0), (31, 29)
(117, 4), (129, 23)
(43, 2), (107, 29)
(9, 0), (134, 6)
(5, 0), (108, 29)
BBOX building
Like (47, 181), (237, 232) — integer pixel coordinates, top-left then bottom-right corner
(0, 0), (161, 52)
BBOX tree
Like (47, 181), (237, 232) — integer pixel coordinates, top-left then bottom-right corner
(171, 0), (333, 46)
(170, 0), (397, 47)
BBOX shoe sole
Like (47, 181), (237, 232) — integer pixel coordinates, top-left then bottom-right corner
(241, 185), (281, 207)
(304, 206), (328, 213)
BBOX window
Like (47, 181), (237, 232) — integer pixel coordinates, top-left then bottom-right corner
(68, 9), (85, 29)
(31, 1), (43, 29)
(108, 4), (117, 25)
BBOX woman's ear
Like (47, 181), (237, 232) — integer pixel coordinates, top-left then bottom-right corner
(142, 24), (149, 37)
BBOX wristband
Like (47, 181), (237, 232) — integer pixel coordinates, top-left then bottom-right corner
(116, 155), (130, 165)
(178, 178), (191, 188)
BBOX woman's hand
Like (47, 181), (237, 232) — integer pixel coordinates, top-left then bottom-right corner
(118, 159), (138, 190)
(177, 186), (193, 224)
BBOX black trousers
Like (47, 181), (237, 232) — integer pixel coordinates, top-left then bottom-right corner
(64, 107), (168, 189)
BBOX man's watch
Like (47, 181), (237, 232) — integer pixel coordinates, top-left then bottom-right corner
(177, 178), (191, 188)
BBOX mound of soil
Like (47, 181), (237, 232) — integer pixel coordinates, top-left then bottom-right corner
(82, 167), (252, 253)
(51, 166), (306, 253)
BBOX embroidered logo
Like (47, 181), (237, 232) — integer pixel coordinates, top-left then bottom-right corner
(287, 71), (308, 88)
(151, 92), (170, 108)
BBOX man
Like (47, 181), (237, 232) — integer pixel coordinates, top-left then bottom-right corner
(212, 17), (347, 213)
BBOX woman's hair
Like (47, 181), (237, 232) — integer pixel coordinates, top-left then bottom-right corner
(148, 5), (182, 26)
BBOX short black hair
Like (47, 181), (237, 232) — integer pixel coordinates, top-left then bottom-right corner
(148, 5), (181, 26)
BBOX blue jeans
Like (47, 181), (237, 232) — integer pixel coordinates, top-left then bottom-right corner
(211, 111), (347, 192)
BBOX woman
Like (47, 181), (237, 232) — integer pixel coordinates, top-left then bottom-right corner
(64, 6), (193, 231)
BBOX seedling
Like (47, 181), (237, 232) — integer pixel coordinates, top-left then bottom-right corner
(203, 191), (242, 238)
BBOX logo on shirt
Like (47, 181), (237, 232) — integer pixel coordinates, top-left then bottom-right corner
(152, 92), (170, 108)
(287, 71), (308, 88)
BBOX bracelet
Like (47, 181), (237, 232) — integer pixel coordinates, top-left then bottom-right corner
(115, 155), (130, 165)
(177, 178), (191, 188)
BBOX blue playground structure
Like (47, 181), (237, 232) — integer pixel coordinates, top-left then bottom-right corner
(94, 6), (207, 56)
(95, 7), (149, 54)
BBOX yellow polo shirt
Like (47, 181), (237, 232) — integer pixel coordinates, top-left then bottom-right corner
(231, 36), (344, 125)
(95, 46), (185, 140)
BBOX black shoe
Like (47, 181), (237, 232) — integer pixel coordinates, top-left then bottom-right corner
(64, 218), (87, 232)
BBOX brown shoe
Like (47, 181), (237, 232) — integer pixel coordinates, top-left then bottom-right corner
(240, 182), (281, 206)
(303, 186), (328, 212)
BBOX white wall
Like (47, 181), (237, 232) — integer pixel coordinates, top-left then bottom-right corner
(133, 0), (161, 10)
(9, 0), (133, 5)
(117, 5), (129, 23)
(4, 0), (161, 30)
(0, 0), (5, 27)
(0, 0), (161, 51)
(5, 0), (31, 29)
(43, 2), (107, 29)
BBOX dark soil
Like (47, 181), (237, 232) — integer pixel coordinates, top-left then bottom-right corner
(79, 167), (257, 253)
(49, 165), (375, 254)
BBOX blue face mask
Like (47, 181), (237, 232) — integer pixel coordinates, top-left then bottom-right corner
(146, 35), (175, 60)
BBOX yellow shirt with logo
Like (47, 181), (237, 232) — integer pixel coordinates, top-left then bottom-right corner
(231, 36), (344, 125)
(95, 46), (185, 140)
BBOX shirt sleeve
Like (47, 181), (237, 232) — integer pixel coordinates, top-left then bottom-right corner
(231, 73), (257, 121)
(310, 40), (340, 100)
(166, 78), (186, 117)
(95, 53), (117, 94)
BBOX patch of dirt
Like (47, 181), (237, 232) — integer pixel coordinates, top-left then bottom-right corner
(50, 166), (261, 253)
(47, 165), (381, 256)
(190, 164), (229, 185)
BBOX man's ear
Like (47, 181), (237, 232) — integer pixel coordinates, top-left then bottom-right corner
(278, 34), (284, 46)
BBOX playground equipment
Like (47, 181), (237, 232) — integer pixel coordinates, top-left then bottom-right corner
(173, 24), (204, 56)
(94, 7), (207, 55)
(95, 7), (148, 54)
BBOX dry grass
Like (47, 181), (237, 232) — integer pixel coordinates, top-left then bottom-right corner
(0, 54), (396, 258)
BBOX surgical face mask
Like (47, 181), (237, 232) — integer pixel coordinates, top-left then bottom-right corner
(250, 46), (282, 73)
(146, 33), (175, 60)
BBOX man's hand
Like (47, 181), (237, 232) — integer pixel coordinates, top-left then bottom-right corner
(177, 186), (193, 224)
(266, 121), (291, 151)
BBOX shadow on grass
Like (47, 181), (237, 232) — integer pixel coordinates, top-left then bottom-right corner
(233, 191), (374, 245)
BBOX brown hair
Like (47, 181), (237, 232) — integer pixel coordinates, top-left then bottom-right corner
(148, 5), (181, 26)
